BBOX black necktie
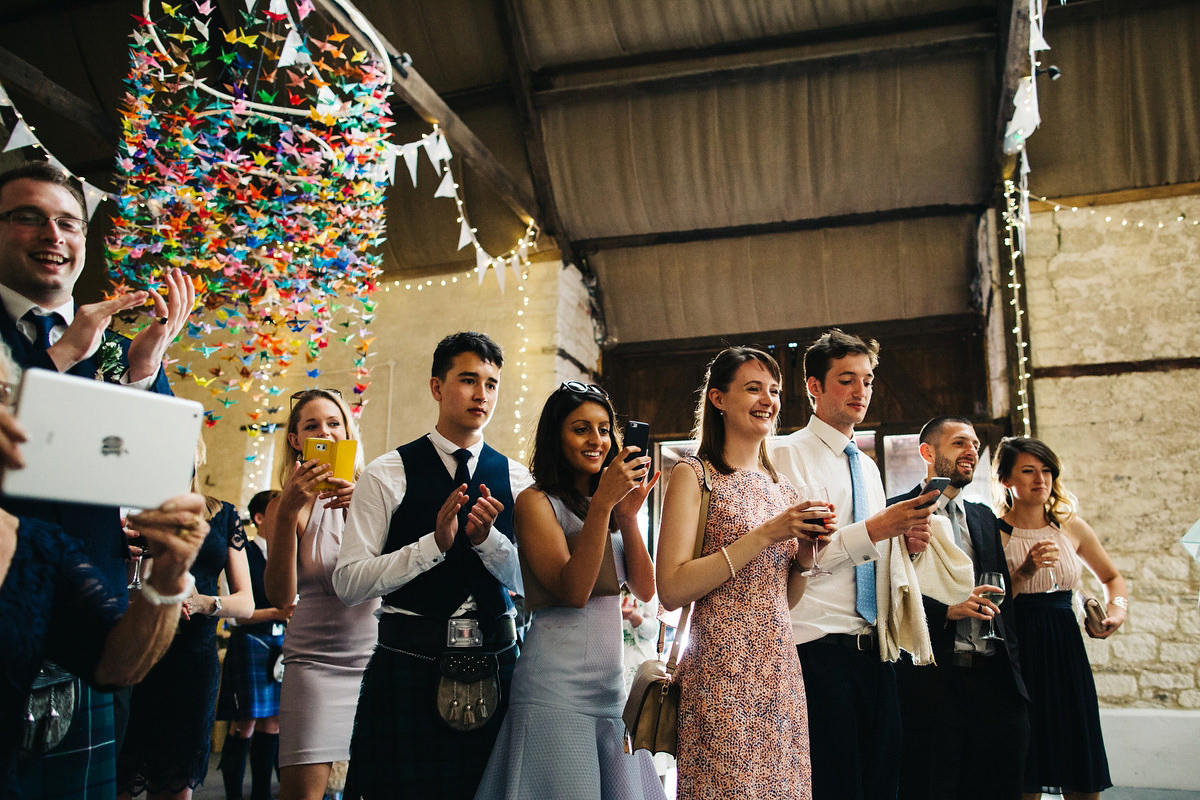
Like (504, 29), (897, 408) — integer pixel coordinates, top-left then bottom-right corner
(23, 310), (61, 351)
(452, 448), (472, 536)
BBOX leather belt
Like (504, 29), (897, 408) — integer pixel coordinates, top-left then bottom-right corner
(377, 613), (517, 658)
(816, 631), (877, 652)
(949, 651), (992, 669)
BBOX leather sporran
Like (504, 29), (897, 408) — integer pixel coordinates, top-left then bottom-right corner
(266, 643), (285, 684)
(436, 652), (499, 732)
(19, 662), (78, 758)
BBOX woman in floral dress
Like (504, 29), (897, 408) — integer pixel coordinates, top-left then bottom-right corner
(656, 346), (831, 799)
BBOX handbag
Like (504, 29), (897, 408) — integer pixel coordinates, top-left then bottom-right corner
(622, 459), (712, 756)
(436, 651), (500, 731)
(19, 661), (79, 758)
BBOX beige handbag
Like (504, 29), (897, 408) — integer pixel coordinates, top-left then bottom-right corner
(622, 459), (711, 756)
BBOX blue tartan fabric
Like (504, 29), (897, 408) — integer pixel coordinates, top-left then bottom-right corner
(217, 630), (284, 721)
(17, 686), (116, 800)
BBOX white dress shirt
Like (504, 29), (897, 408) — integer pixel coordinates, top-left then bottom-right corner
(0, 283), (155, 389)
(771, 415), (885, 644)
(333, 429), (533, 616)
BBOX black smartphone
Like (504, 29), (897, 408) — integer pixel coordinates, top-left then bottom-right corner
(622, 420), (650, 465)
(915, 476), (952, 508)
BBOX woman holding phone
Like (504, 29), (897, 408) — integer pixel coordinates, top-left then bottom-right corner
(474, 382), (664, 800)
(996, 436), (1127, 800)
(263, 389), (379, 800)
(656, 346), (829, 800)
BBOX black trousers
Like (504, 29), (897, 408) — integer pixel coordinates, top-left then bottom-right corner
(797, 639), (903, 800)
(896, 653), (1030, 800)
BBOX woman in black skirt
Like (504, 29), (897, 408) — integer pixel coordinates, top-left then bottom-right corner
(118, 441), (256, 800)
(996, 437), (1128, 800)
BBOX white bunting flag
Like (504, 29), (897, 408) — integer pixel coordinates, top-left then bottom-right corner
(434, 171), (455, 198)
(3, 120), (36, 152)
(400, 142), (421, 186)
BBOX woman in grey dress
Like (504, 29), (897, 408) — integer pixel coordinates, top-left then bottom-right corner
(264, 389), (379, 800)
(475, 382), (665, 800)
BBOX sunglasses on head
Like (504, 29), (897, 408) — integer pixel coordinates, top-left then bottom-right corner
(560, 380), (608, 399)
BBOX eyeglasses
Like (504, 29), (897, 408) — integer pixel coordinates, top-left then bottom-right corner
(0, 209), (87, 235)
(560, 381), (608, 399)
(290, 388), (343, 406)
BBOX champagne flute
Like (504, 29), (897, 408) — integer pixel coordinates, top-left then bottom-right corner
(1040, 539), (1060, 591)
(799, 484), (832, 577)
(979, 571), (1006, 641)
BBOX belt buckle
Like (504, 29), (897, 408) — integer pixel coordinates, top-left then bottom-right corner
(446, 618), (482, 648)
(855, 633), (873, 651)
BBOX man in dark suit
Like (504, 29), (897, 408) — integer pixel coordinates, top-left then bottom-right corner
(0, 161), (194, 798)
(890, 415), (1031, 800)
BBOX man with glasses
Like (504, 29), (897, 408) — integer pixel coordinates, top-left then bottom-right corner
(0, 161), (195, 798)
(334, 331), (533, 800)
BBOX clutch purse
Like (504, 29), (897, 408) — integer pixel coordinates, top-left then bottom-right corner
(1081, 593), (1107, 637)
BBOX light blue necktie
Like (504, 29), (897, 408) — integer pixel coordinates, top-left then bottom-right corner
(846, 441), (877, 625)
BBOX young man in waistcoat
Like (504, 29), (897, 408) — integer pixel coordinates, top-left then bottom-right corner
(334, 331), (532, 800)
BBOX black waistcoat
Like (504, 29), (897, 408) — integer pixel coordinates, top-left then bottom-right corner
(382, 436), (515, 619)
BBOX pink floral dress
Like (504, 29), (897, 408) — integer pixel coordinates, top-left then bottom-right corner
(674, 457), (812, 799)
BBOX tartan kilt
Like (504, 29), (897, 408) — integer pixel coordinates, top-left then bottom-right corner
(217, 630), (284, 721)
(18, 685), (116, 800)
(343, 644), (516, 800)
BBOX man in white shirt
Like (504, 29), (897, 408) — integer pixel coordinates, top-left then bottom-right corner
(333, 332), (532, 800)
(772, 328), (938, 800)
(889, 416), (1029, 800)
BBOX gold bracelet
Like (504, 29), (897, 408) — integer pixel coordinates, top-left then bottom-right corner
(720, 546), (736, 580)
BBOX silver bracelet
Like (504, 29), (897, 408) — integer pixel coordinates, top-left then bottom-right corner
(137, 562), (196, 606)
(1110, 596), (1128, 610)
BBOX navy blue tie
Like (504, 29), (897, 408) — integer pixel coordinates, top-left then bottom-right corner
(452, 448), (472, 537)
(23, 310), (61, 351)
(846, 441), (877, 625)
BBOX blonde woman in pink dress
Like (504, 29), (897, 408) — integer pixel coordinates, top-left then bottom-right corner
(657, 347), (830, 799)
(263, 390), (381, 800)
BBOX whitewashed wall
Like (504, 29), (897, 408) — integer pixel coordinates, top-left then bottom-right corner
(1025, 194), (1200, 709)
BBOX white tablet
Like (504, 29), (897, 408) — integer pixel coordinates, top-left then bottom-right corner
(2, 368), (204, 509)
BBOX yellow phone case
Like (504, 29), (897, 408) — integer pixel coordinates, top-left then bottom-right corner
(301, 438), (357, 490)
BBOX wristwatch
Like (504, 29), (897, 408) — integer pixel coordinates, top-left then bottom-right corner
(211, 595), (223, 616)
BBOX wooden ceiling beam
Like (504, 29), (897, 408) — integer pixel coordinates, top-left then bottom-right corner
(494, 0), (584, 273)
(0, 44), (119, 147)
(531, 32), (994, 106)
(313, 0), (539, 227)
(575, 203), (987, 254)
(535, 5), (997, 82)
(992, 0), (1030, 180)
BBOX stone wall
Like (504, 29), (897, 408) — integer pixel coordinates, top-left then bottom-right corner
(1025, 194), (1200, 709)
(182, 258), (599, 509)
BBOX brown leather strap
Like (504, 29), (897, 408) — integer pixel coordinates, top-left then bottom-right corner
(666, 459), (712, 674)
